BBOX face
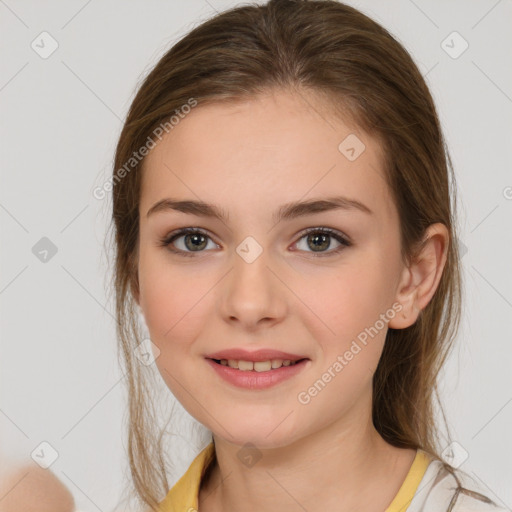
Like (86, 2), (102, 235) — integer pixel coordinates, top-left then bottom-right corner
(136, 89), (408, 449)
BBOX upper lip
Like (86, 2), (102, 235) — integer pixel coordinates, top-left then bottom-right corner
(205, 348), (309, 362)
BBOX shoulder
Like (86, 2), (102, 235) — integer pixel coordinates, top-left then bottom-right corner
(409, 455), (508, 512)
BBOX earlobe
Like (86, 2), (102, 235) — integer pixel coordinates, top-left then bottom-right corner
(389, 300), (420, 329)
(388, 223), (449, 329)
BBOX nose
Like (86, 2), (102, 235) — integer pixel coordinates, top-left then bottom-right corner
(218, 246), (287, 331)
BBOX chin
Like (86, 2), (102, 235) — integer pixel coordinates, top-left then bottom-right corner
(211, 413), (304, 450)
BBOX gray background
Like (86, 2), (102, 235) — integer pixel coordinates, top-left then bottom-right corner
(1, 1), (511, 511)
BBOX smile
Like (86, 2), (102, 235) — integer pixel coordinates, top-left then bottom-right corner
(210, 358), (304, 371)
(206, 357), (310, 389)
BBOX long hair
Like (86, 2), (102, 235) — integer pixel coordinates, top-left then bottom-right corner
(106, 1), (464, 509)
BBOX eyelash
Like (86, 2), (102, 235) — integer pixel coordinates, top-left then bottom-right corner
(159, 227), (351, 258)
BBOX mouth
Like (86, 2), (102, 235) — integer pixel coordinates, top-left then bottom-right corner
(208, 357), (309, 372)
(205, 356), (311, 389)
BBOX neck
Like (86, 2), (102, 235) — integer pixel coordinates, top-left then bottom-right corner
(198, 407), (416, 512)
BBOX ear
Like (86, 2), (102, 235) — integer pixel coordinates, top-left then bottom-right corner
(388, 223), (450, 329)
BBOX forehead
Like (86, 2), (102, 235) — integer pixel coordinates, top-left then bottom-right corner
(140, 89), (395, 225)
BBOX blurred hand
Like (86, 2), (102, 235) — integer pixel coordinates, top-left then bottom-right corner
(0, 461), (75, 512)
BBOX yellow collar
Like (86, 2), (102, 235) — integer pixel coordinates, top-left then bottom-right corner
(158, 442), (215, 512)
(385, 449), (431, 512)
(158, 443), (431, 512)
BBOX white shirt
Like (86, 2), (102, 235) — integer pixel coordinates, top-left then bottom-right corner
(408, 459), (508, 511)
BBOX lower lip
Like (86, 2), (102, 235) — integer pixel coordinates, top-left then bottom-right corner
(206, 358), (310, 390)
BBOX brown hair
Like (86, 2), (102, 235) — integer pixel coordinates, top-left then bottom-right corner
(107, 0), (464, 509)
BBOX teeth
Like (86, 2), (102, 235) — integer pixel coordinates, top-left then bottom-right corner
(238, 360), (254, 371)
(254, 361), (271, 372)
(218, 358), (299, 371)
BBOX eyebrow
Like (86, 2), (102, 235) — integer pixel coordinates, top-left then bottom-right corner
(146, 195), (373, 223)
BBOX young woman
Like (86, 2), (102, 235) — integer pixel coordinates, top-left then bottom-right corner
(106, 1), (507, 511)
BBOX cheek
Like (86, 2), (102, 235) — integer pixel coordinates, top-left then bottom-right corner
(138, 259), (213, 408)
(294, 269), (390, 419)
(301, 253), (396, 384)
(138, 250), (208, 348)
(307, 259), (391, 337)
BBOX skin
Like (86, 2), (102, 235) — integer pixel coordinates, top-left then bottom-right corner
(135, 87), (449, 512)
(0, 461), (75, 512)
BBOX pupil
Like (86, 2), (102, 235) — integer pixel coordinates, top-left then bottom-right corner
(186, 233), (207, 251)
(309, 233), (329, 251)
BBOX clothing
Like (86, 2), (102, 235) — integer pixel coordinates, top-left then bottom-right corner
(158, 442), (507, 511)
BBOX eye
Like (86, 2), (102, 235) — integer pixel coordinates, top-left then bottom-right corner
(159, 226), (351, 257)
(159, 228), (218, 257)
(292, 227), (351, 257)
